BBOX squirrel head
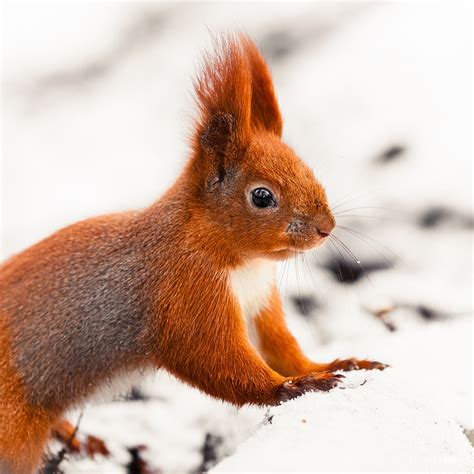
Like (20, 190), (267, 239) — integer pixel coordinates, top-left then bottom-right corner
(188, 34), (335, 261)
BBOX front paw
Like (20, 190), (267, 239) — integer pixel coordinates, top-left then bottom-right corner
(276, 371), (344, 403)
(329, 358), (388, 372)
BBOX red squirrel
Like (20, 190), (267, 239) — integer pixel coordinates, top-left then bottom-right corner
(0, 34), (385, 473)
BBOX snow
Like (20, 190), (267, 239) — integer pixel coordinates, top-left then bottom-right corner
(55, 318), (471, 473)
(214, 319), (473, 472)
(2, 1), (473, 472)
(214, 372), (472, 473)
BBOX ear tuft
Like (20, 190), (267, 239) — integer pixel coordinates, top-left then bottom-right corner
(240, 35), (283, 136)
(191, 33), (283, 160)
(193, 34), (252, 153)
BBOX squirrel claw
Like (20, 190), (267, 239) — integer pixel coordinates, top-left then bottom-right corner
(328, 358), (388, 372)
(277, 371), (343, 402)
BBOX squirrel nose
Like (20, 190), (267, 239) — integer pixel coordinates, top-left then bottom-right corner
(317, 228), (331, 238)
(317, 215), (335, 237)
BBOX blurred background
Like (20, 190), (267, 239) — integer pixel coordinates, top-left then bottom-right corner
(2, 2), (472, 472)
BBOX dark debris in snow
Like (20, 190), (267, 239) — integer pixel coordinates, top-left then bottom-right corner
(196, 433), (224, 473)
(419, 207), (474, 229)
(376, 145), (406, 163)
(291, 294), (320, 316)
(126, 445), (157, 474)
(324, 257), (392, 284)
(124, 386), (148, 402)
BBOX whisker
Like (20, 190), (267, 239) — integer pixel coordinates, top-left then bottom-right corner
(294, 253), (306, 317)
(330, 234), (361, 265)
(277, 258), (289, 292)
(301, 253), (326, 306)
(284, 253), (291, 319)
(333, 206), (391, 216)
(335, 225), (398, 263)
(329, 235), (373, 287)
(334, 213), (433, 232)
(297, 254), (311, 296)
(333, 210), (430, 230)
(330, 191), (373, 212)
(295, 254), (320, 346)
(325, 239), (354, 290)
(334, 214), (386, 219)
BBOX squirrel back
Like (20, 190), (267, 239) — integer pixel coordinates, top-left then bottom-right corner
(1, 212), (150, 408)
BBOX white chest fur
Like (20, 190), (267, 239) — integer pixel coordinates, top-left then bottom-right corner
(229, 259), (276, 346)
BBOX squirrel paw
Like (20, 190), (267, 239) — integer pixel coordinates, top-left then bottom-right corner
(328, 358), (388, 372)
(276, 371), (343, 403)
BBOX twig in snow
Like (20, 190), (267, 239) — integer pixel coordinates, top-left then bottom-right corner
(41, 412), (83, 473)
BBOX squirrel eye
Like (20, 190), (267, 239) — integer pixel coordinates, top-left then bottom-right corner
(251, 188), (276, 208)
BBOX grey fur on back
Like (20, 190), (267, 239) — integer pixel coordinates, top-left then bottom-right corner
(1, 213), (158, 409)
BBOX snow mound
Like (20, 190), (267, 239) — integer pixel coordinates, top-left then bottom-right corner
(213, 370), (473, 472)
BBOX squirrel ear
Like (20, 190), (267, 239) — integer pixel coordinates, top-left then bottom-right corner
(192, 34), (282, 167)
(200, 112), (234, 157)
(193, 35), (252, 162)
(241, 35), (283, 137)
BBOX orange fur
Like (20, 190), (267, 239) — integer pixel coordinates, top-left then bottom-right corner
(255, 286), (316, 376)
(254, 287), (387, 375)
(0, 318), (57, 473)
(0, 34), (385, 472)
(52, 419), (109, 457)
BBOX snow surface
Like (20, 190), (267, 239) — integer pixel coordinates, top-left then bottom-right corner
(213, 320), (473, 473)
(55, 318), (471, 473)
(2, 2), (473, 473)
(214, 371), (472, 473)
